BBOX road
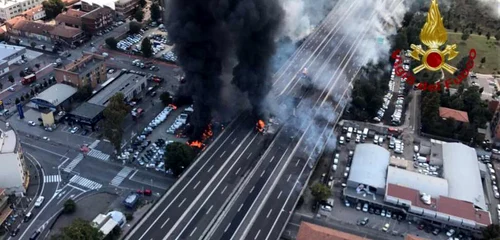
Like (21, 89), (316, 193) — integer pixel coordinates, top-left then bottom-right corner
(123, 0), (378, 239)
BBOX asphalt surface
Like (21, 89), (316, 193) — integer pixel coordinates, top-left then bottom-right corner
(124, 0), (402, 238)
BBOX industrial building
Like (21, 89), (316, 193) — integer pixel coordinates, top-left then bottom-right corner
(0, 129), (28, 196)
(344, 143), (491, 232)
(0, 44), (26, 76)
(29, 83), (77, 111)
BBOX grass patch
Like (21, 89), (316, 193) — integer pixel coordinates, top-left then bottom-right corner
(446, 31), (500, 74)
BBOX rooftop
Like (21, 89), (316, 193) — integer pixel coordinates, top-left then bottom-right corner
(22, 5), (44, 17)
(0, 0), (35, 9)
(0, 44), (25, 60)
(10, 19), (54, 36)
(88, 71), (147, 106)
(58, 53), (104, 76)
(82, 0), (116, 9)
(296, 222), (370, 240)
(31, 83), (77, 107)
(0, 130), (16, 153)
(70, 102), (105, 120)
(82, 6), (114, 20)
(51, 24), (83, 38)
(348, 144), (390, 190)
(439, 107), (470, 123)
(55, 9), (85, 26)
(387, 166), (449, 198)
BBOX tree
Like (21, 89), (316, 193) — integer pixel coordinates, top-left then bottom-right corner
(105, 37), (118, 50)
(129, 21), (142, 34)
(63, 199), (76, 214)
(42, 0), (65, 20)
(495, 32), (500, 42)
(139, 0), (146, 7)
(160, 92), (172, 106)
(15, 98), (20, 104)
(35, 63), (40, 69)
(461, 32), (470, 41)
(481, 57), (486, 65)
(74, 84), (93, 101)
(8, 75), (14, 84)
(101, 93), (129, 152)
(30, 42), (36, 48)
(310, 182), (331, 201)
(151, 4), (161, 22)
(454, 27), (458, 32)
(19, 71), (25, 77)
(24, 93), (29, 99)
(30, 89), (35, 96)
(15, 39), (20, 45)
(52, 219), (102, 240)
(483, 224), (500, 239)
(43, 81), (48, 88)
(164, 142), (196, 177)
(486, 32), (491, 40)
(0, 82), (3, 90)
(134, 9), (144, 22)
(42, 45), (46, 51)
(20, 96), (25, 102)
(141, 38), (153, 57)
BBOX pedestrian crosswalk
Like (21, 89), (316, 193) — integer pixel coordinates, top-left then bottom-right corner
(110, 167), (134, 187)
(63, 154), (84, 173)
(88, 140), (101, 149)
(44, 175), (61, 183)
(69, 175), (102, 190)
(87, 149), (110, 161)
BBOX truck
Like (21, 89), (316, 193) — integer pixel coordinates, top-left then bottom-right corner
(21, 74), (36, 85)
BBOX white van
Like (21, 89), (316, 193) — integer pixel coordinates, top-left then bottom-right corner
(34, 196), (45, 207)
(362, 128), (368, 137)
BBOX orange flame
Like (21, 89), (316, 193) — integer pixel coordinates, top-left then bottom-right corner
(188, 140), (203, 148)
(202, 124), (213, 141)
(168, 104), (178, 110)
(256, 120), (265, 132)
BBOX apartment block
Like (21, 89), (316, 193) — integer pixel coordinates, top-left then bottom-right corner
(0, 0), (45, 21)
(54, 53), (107, 88)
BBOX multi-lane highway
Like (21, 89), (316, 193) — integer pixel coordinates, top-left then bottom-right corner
(125, 0), (400, 239)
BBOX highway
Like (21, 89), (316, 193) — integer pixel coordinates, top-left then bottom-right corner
(124, 0), (394, 239)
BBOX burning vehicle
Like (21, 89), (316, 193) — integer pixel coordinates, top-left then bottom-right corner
(256, 118), (279, 135)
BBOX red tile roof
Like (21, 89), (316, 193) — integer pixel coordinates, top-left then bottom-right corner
(296, 222), (370, 240)
(386, 184), (491, 226)
(11, 19), (54, 36)
(22, 5), (44, 18)
(439, 107), (469, 123)
(55, 9), (84, 26)
(50, 24), (83, 38)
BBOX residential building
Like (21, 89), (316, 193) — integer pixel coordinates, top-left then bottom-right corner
(81, 7), (114, 34)
(0, 129), (28, 196)
(54, 53), (106, 88)
(55, 9), (85, 29)
(114, 0), (140, 19)
(0, 43), (26, 76)
(81, 0), (115, 12)
(296, 222), (370, 240)
(22, 5), (45, 21)
(0, 0), (45, 21)
(0, 189), (11, 227)
(51, 24), (86, 46)
(438, 107), (469, 123)
(344, 143), (492, 233)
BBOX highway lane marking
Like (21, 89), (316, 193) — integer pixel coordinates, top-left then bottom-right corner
(194, 181), (200, 190)
(160, 218), (170, 229)
(277, 191), (282, 199)
(221, 185), (228, 194)
(127, 119), (243, 240)
(128, 169), (139, 179)
(207, 165), (214, 173)
(295, 159), (300, 167)
(287, 174), (292, 182)
(220, 151), (226, 158)
(270, 156), (275, 163)
(249, 186), (255, 193)
(247, 152), (252, 159)
(178, 198), (186, 208)
(206, 205), (213, 214)
(260, 170), (265, 178)
(235, 167), (241, 175)
(189, 227), (197, 237)
(166, 132), (256, 240)
(254, 229), (261, 240)
(231, 138), (237, 144)
(266, 209), (273, 218)
(224, 223), (231, 232)
(238, 204), (243, 212)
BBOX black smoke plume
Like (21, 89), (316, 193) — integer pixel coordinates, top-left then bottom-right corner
(226, 0), (284, 120)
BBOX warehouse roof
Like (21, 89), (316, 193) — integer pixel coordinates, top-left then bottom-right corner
(386, 166), (448, 198)
(32, 83), (77, 107)
(70, 102), (105, 120)
(348, 144), (390, 189)
(442, 142), (486, 210)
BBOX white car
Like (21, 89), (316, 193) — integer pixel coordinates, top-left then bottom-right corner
(28, 121), (36, 126)
(70, 127), (79, 134)
(34, 196), (45, 207)
(446, 229), (455, 237)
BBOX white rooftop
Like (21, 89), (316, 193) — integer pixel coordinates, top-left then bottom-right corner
(82, 0), (115, 9)
(0, 130), (17, 153)
(32, 83), (77, 107)
(387, 166), (449, 198)
(348, 144), (390, 189)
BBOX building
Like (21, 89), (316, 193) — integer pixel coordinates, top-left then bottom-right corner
(0, 189), (11, 227)
(22, 5), (46, 21)
(0, 129), (28, 196)
(50, 24), (86, 46)
(344, 142), (492, 232)
(67, 102), (105, 129)
(0, 43), (26, 76)
(55, 9), (85, 29)
(439, 107), (469, 123)
(55, 53), (106, 88)
(81, 7), (114, 34)
(0, 0), (45, 20)
(92, 211), (126, 237)
(114, 0), (140, 18)
(88, 70), (148, 106)
(81, 0), (116, 11)
(296, 221), (370, 240)
(30, 83), (77, 111)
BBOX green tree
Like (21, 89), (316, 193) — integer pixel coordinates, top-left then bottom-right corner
(75, 84), (93, 101)
(15, 39), (20, 45)
(150, 4), (161, 22)
(164, 142), (196, 177)
(15, 98), (20, 104)
(43, 80), (48, 88)
(24, 93), (30, 99)
(101, 93), (130, 152)
(35, 63), (40, 69)
(8, 75), (14, 84)
(483, 224), (500, 239)
(160, 92), (172, 106)
(20, 96), (25, 102)
(481, 57), (486, 65)
(19, 71), (25, 77)
(63, 199), (76, 214)
(134, 9), (144, 22)
(141, 38), (153, 57)
(486, 32), (491, 40)
(461, 32), (470, 41)
(30, 89), (35, 96)
(51, 219), (102, 240)
(310, 182), (331, 201)
(30, 42), (36, 48)
(139, 0), (146, 7)
(105, 37), (118, 50)
(0, 82), (3, 90)
(42, 0), (65, 20)
(495, 32), (500, 42)
(129, 21), (142, 34)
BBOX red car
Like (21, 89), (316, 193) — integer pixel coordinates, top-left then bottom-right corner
(137, 189), (152, 196)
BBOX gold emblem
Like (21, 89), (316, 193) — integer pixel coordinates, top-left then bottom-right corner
(409, 0), (458, 74)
